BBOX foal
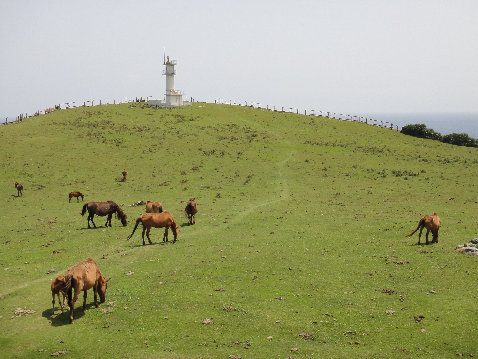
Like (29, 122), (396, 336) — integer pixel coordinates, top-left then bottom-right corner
(51, 276), (67, 313)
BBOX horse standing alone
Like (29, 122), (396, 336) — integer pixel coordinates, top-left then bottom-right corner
(406, 213), (441, 245)
(81, 201), (127, 228)
(184, 197), (198, 225)
(14, 182), (23, 196)
(69, 191), (84, 202)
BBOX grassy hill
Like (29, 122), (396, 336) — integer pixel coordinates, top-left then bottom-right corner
(0, 103), (477, 358)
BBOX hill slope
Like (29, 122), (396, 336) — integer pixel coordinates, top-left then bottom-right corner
(1, 103), (477, 358)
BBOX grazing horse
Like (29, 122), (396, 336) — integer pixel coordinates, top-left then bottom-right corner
(81, 201), (127, 228)
(64, 258), (110, 324)
(121, 169), (127, 182)
(14, 182), (23, 196)
(51, 276), (67, 313)
(406, 213), (441, 245)
(145, 201), (163, 213)
(184, 197), (198, 225)
(127, 211), (178, 245)
(69, 191), (84, 202)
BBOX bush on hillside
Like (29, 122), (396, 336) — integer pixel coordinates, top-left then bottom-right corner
(441, 133), (478, 147)
(401, 124), (442, 141)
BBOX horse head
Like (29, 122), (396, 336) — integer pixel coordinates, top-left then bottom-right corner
(97, 277), (110, 303)
(117, 210), (128, 226)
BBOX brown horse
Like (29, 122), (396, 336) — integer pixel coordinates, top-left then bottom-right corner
(64, 258), (110, 324)
(145, 201), (163, 213)
(81, 201), (127, 228)
(127, 211), (178, 245)
(184, 197), (198, 225)
(69, 191), (84, 202)
(51, 276), (67, 313)
(14, 182), (23, 196)
(406, 213), (441, 245)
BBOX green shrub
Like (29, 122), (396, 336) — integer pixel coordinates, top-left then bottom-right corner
(442, 133), (478, 147)
(400, 124), (442, 140)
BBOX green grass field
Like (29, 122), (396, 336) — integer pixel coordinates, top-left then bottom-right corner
(1, 103), (477, 358)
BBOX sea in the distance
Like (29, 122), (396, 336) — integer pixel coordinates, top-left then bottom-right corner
(366, 112), (478, 138)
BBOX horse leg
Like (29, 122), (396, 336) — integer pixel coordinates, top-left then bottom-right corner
(52, 292), (56, 313)
(60, 293), (65, 312)
(93, 287), (99, 308)
(69, 288), (80, 324)
(163, 227), (169, 242)
(82, 290), (88, 310)
(418, 226), (424, 245)
(142, 226), (146, 245)
(426, 229), (430, 245)
(90, 214), (96, 228)
(69, 196), (71, 203)
(146, 227), (153, 244)
(105, 214), (111, 227)
(192, 214), (196, 225)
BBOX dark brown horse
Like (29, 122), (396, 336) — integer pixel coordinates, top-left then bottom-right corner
(69, 191), (84, 202)
(184, 197), (198, 225)
(14, 182), (23, 196)
(81, 201), (127, 228)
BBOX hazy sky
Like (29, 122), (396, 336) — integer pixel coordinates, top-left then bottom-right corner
(1, 0), (477, 119)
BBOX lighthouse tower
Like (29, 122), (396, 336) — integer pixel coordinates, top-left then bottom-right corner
(164, 55), (183, 106)
(149, 54), (189, 107)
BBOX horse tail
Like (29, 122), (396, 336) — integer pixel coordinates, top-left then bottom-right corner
(65, 275), (73, 306)
(127, 217), (142, 240)
(81, 203), (88, 216)
(406, 219), (424, 237)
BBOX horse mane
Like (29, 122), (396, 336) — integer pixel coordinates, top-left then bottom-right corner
(114, 203), (127, 220)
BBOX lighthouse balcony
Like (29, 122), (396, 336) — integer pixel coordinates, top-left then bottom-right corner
(166, 89), (183, 95)
(162, 69), (176, 75)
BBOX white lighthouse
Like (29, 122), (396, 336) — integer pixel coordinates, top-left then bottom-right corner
(149, 54), (189, 107)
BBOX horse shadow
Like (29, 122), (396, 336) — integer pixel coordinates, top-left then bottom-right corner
(129, 241), (167, 248)
(179, 222), (191, 228)
(42, 304), (94, 326)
